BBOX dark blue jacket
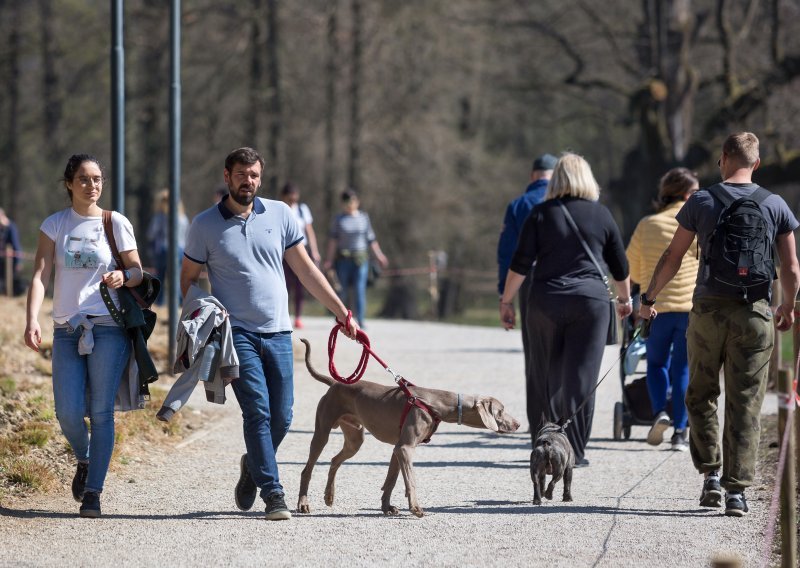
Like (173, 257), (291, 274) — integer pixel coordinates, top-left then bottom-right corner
(497, 179), (548, 295)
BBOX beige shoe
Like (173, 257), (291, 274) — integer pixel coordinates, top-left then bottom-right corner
(646, 411), (670, 446)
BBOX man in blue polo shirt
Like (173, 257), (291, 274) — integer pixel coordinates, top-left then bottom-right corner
(181, 147), (357, 520)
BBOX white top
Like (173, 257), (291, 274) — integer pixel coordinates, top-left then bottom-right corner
(290, 202), (313, 239)
(40, 208), (138, 323)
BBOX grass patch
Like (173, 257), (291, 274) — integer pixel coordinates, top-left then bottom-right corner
(17, 422), (53, 448)
(0, 376), (16, 396)
(0, 436), (26, 458)
(4, 458), (56, 490)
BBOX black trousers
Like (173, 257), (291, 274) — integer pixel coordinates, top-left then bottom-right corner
(519, 269), (534, 399)
(525, 292), (608, 461)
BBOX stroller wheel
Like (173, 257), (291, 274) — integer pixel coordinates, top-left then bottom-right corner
(623, 424), (632, 440)
(613, 402), (624, 441)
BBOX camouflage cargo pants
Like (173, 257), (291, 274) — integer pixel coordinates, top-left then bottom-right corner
(685, 297), (774, 492)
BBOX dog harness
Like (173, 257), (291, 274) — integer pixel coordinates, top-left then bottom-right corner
(328, 311), (442, 443)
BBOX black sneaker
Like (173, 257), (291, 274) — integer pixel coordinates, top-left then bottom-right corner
(79, 491), (101, 518)
(264, 492), (292, 521)
(725, 492), (749, 517)
(72, 462), (89, 502)
(235, 454), (258, 511)
(574, 457), (590, 468)
(699, 471), (722, 508)
(670, 430), (689, 452)
(647, 411), (671, 446)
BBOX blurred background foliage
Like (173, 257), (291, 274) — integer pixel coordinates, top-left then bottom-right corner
(1, 0), (799, 318)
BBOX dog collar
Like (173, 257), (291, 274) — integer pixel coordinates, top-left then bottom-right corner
(457, 393), (462, 425)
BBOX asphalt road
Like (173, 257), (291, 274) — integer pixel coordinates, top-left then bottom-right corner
(0, 316), (776, 567)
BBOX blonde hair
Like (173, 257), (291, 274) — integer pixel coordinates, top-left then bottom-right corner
(153, 188), (185, 215)
(723, 132), (759, 167)
(546, 153), (600, 201)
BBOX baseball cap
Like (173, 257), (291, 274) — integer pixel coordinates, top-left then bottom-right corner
(532, 153), (558, 171)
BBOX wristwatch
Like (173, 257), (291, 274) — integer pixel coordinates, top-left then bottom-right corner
(640, 293), (656, 306)
(122, 269), (131, 283)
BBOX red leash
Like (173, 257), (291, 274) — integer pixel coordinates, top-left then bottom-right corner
(327, 310), (393, 384)
(326, 311), (441, 442)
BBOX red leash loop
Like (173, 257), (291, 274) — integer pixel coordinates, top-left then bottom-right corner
(328, 310), (375, 384)
(326, 314), (441, 442)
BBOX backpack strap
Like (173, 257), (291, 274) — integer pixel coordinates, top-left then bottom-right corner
(706, 183), (734, 208)
(707, 183), (772, 207)
(748, 186), (772, 205)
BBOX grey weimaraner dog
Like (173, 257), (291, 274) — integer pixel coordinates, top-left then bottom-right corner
(297, 338), (520, 517)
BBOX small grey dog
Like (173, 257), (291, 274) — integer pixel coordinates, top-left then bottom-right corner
(530, 420), (574, 505)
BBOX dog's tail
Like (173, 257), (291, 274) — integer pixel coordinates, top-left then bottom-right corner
(299, 338), (335, 386)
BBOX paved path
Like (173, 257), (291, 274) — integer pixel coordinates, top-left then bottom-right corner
(0, 317), (775, 567)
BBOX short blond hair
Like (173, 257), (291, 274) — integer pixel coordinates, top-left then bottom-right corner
(723, 132), (759, 167)
(546, 153), (600, 201)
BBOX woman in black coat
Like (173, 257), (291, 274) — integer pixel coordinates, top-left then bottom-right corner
(499, 153), (632, 466)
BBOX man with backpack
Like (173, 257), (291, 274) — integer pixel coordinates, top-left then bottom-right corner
(638, 132), (800, 517)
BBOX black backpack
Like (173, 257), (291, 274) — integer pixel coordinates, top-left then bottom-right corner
(704, 183), (774, 302)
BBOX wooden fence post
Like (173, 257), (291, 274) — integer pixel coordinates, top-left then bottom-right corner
(777, 369), (797, 568)
(794, 300), (800, 494)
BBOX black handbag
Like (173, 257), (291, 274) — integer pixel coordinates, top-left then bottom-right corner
(557, 201), (618, 346)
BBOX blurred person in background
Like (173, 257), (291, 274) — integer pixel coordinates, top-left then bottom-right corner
(280, 182), (321, 329)
(627, 168), (699, 452)
(324, 189), (388, 328)
(0, 207), (24, 296)
(147, 189), (189, 305)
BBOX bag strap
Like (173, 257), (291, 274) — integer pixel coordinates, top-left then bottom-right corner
(102, 210), (124, 270)
(102, 210), (148, 309)
(557, 200), (612, 297)
(707, 183), (771, 208)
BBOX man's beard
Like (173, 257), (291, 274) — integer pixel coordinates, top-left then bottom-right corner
(229, 185), (256, 206)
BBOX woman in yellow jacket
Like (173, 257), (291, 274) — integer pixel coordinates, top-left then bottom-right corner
(627, 168), (699, 451)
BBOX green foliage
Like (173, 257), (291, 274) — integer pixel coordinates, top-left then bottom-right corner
(17, 422), (53, 448)
(4, 458), (54, 490)
(0, 376), (16, 396)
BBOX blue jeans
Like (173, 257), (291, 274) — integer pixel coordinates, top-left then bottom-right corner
(231, 328), (294, 500)
(335, 258), (369, 325)
(645, 311), (689, 430)
(52, 325), (130, 494)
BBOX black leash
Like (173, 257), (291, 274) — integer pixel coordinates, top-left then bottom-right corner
(560, 320), (649, 433)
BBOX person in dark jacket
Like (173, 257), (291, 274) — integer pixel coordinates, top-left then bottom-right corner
(499, 153), (632, 467)
(496, 153), (556, 420)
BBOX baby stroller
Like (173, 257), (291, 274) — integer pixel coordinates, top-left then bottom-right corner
(612, 315), (672, 440)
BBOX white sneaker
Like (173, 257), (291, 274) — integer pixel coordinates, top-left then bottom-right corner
(647, 411), (670, 446)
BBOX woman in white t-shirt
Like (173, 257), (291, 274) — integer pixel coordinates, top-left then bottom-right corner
(280, 182), (321, 328)
(23, 154), (144, 518)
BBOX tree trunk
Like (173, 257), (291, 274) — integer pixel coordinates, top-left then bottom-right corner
(134, 1), (166, 262)
(3, 0), (21, 216)
(266, 0), (282, 197)
(378, 276), (419, 320)
(38, 0), (62, 165)
(247, 0), (264, 149)
(347, 0), (362, 191)
(323, 0), (339, 221)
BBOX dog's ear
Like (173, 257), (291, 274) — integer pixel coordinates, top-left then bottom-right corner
(538, 413), (548, 430)
(475, 399), (500, 432)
